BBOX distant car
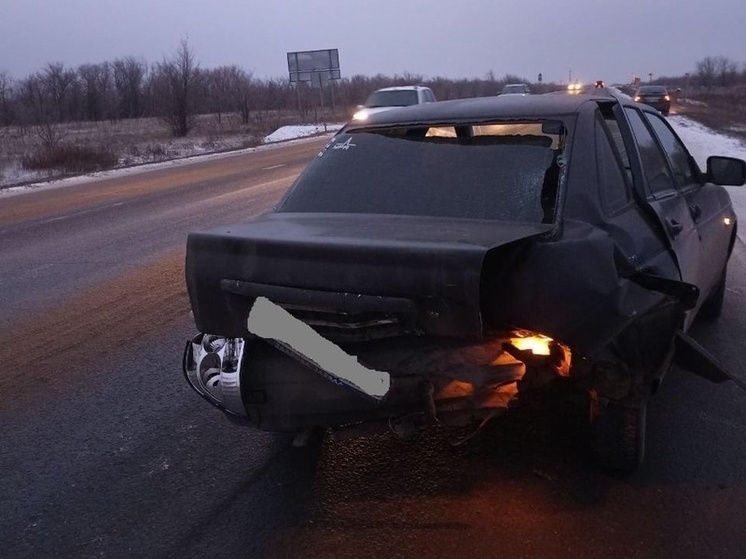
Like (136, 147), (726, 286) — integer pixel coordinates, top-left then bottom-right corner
(567, 82), (585, 94)
(500, 83), (531, 96)
(634, 85), (672, 116)
(184, 92), (746, 473)
(352, 85), (436, 121)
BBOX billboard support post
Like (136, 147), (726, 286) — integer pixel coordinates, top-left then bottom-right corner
(287, 49), (341, 127)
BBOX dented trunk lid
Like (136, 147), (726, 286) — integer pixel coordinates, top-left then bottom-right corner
(186, 213), (553, 341)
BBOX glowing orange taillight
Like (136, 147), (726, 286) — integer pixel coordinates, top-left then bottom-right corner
(510, 334), (553, 355)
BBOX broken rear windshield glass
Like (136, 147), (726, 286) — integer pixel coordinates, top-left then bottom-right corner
(278, 121), (567, 224)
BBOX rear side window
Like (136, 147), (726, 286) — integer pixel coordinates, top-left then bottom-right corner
(625, 108), (676, 197)
(644, 112), (700, 189)
(595, 117), (632, 214)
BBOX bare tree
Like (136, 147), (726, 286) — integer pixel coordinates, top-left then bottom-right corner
(34, 121), (66, 151)
(78, 63), (109, 121)
(714, 55), (738, 87)
(696, 56), (717, 88)
(206, 66), (231, 124)
(203, 65), (256, 125)
(156, 38), (200, 137)
(113, 57), (146, 119)
(43, 62), (77, 121)
(0, 70), (15, 126)
(17, 73), (49, 125)
(235, 70), (254, 125)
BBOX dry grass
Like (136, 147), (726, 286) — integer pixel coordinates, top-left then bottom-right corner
(21, 145), (118, 173)
(0, 108), (347, 187)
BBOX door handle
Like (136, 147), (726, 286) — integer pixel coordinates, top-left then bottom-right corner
(666, 218), (683, 236)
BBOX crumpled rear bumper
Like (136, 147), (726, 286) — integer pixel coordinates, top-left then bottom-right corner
(183, 313), (572, 432)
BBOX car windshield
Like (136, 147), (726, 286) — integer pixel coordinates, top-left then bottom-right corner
(638, 86), (667, 95)
(502, 85), (527, 94)
(278, 121), (567, 224)
(364, 90), (419, 107)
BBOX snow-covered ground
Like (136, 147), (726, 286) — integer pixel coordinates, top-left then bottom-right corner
(668, 116), (746, 219)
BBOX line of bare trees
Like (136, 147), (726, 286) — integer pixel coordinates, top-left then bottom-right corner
(0, 39), (258, 137)
(2, 45), (745, 136)
(651, 56), (745, 91)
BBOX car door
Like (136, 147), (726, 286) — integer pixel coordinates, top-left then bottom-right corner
(642, 110), (734, 294)
(594, 104), (679, 279)
(623, 107), (701, 290)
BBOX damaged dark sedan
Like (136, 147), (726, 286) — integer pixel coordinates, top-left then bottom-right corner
(183, 92), (746, 471)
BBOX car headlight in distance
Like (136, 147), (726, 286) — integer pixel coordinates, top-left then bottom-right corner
(634, 96), (641, 102)
(352, 109), (369, 121)
(664, 95), (671, 101)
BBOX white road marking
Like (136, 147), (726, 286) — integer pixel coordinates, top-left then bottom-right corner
(261, 164), (286, 171)
(38, 200), (128, 224)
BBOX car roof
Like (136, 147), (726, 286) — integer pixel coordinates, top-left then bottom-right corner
(373, 85), (431, 92)
(346, 92), (617, 129)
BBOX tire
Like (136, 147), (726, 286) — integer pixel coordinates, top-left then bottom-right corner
(590, 399), (647, 473)
(699, 264), (726, 320)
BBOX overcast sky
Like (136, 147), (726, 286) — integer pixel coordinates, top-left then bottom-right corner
(2, 0), (744, 84)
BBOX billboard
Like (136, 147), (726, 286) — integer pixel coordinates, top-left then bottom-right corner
(287, 49), (341, 85)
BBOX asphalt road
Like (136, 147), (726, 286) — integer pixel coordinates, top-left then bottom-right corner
(1, 136), (746, 559)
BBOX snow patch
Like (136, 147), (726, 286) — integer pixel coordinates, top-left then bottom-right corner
(263, 124), (343, 143)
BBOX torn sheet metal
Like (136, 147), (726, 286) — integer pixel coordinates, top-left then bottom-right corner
(675, 331), (746, 391)
(247, 296), (391, 400)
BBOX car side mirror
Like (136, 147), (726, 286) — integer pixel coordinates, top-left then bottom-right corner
(707, 156), (746, 186)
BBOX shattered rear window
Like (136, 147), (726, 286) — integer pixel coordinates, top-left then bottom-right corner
(278, 121), (568, 224)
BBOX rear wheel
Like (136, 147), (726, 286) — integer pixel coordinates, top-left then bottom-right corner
(590, 398), (647, 473)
